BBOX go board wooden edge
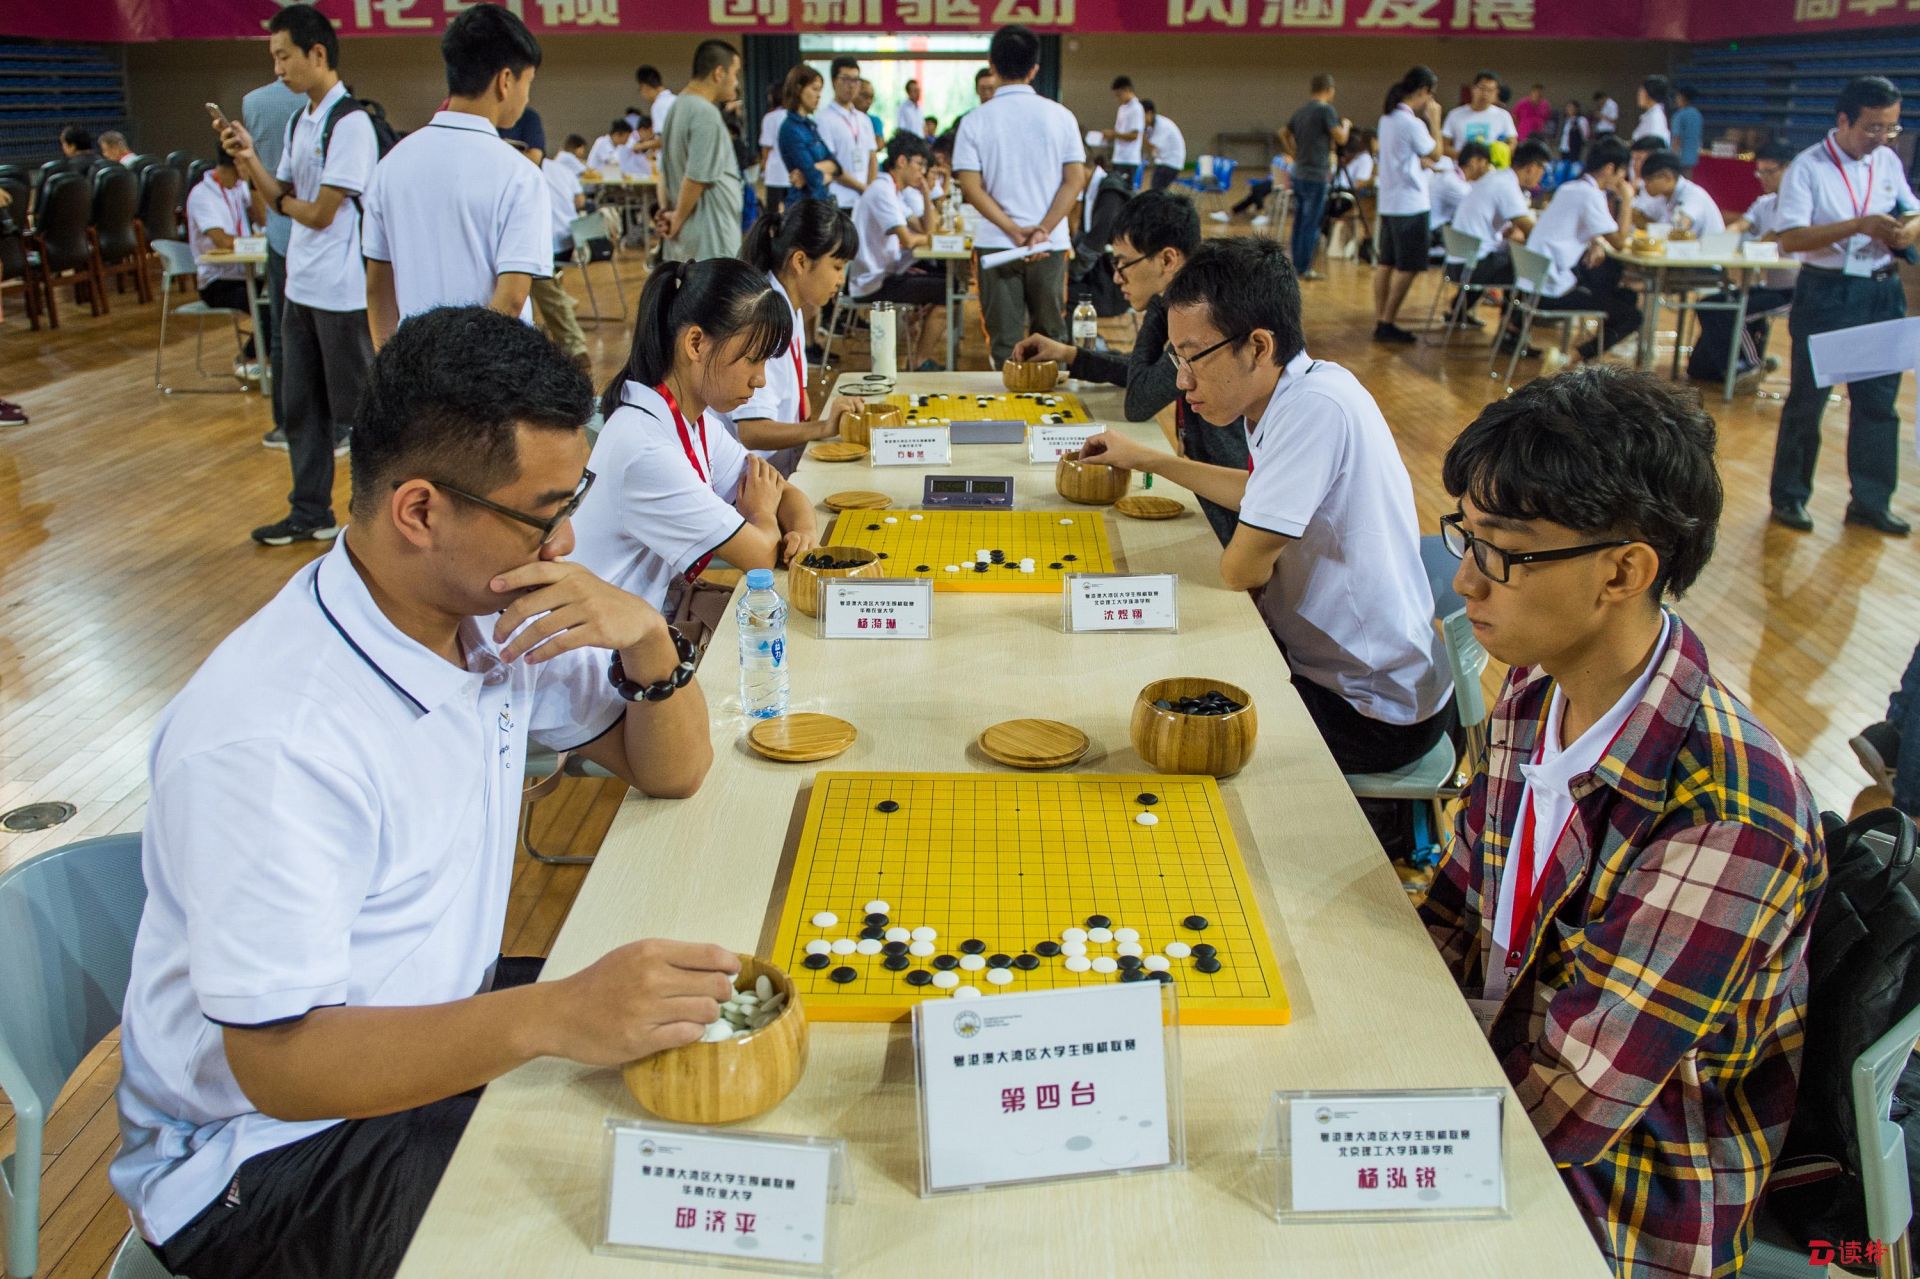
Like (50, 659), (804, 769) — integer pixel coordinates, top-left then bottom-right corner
(821, 509), (1119, 595)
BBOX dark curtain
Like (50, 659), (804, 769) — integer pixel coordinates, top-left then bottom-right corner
(1035, 34), (1062, 102)
(743, 33), (802, 123)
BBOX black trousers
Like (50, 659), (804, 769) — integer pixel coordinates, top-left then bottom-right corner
(1149, 165), (1179, 190)
(1111, 163), (1138, 186)
(1508, 257), (1640, 358)
(1772, 267), (1905, 513)
(153, 958), (545, 1279)
(280, 299), (372, 529)
(762, 185), (787, 218)
(197, 279), (268, 359)
(267, 247), (287, 430)
(1294, 675), (1461, 859)
(1685, 285), (1791, 381)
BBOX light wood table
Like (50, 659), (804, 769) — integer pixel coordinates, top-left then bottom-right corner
(196, 248), (271, 400)
(398, 373), (1609, 1278)
(1608, 246), (1800, 401)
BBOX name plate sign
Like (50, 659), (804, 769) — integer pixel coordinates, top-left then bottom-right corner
(1272, 1088), (1506, 1220)
(1741, 241), (1781, 262)
(1063, 573), (1179, 633)
(931, 233), (968, 254)
(1026, 423), (1105, 463)
(871, 425), (952, 467)
(819, 578), (933, 640)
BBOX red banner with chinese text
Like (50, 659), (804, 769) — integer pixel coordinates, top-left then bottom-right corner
(0, 0), (1689, 44)
(1688, 0), (1920, 42)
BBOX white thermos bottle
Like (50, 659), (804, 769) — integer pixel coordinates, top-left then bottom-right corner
(869, 302), (898, 381)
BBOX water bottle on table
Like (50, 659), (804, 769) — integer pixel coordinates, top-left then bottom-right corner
(737, 568), (790, 719)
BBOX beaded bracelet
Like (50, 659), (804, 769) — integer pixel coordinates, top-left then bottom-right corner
(608, 626), (697, 702)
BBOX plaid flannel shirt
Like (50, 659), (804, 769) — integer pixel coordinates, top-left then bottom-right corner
(1418, 615), (1825, 1278)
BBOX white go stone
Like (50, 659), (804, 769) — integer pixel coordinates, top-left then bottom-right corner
(952, 985), (983, 999)
(1088, 927), (1113, 943)
(959, 953), (987, 971)
(855, 938), (883, 955)
(811, 911), (839, 928)
(975, 548), (990, 561)
(931, 970), (960, 989)
(910, 926), (937, 942)
(946, 565), (960, 573)
(830, 938), (857, 955)
(1058, 518), (1073, 525)
(805, 940), (832, 956)
(1135, 812), (1160, 827)
(1064, 955), (1093, 973)
(884, 927), (911, 943)
(1116, 941), (1145, 958)
(865, 900), (891, 915)
(985, 968), (1015, 986)
(755, 975), (773, 1000)
(1143, 954), (1172, 972)
(909, 513), (923, 521)
(1061, 941), (1088, 958)
(909, 940), (936, 957)
(1090, 957), (1119, 974)
(1061, 927), (1089, 944)
(1114, 927), (1141, 943)
(1164, 942), (1192, 959)
(883, 517), (898, 524)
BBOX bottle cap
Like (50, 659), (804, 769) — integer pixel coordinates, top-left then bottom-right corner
(745, 568), (775, 589)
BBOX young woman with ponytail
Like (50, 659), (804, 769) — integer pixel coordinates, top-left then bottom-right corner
(731, 200), (865, 475)
(1372, 64), (1440, 344)
(568, 257), (819, 614)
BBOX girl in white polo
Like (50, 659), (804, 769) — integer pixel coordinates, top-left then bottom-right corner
(569, 258), (820, 616)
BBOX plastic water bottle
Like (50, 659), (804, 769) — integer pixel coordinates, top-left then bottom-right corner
(1072, 292), (1098, 349)
(737, 568), (790, 719)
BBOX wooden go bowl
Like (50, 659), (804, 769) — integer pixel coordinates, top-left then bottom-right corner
(788, 546), (883, 617)
(622, 954), (809, 1126)
(840, 403), (902, 448)
(1002, 359), (1060, 393)
(1130, 677), (1258, 778)
(1055, 448), (1132, 505)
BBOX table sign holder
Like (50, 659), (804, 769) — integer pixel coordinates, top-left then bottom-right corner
(1026, 422), (1106, 464)
(599, 1119), (854, 1276)
(870, 425), (952, 467)
(912, 981), (1184, 1197)
(817, 577), (933, 640)
(1062, 573), (1180, 634)
(1257, 1087), (1508, 1224)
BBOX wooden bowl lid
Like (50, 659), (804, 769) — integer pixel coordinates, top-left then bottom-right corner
(823, 490), (892, 512)
(748, 713), (858, 762)
(1115, 494), (1187, 520)
(808, 442), (869, 462)
(978, 718), (1090, 769)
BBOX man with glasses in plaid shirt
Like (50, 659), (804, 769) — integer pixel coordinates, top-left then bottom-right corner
(1423, 364), (1827, 1278)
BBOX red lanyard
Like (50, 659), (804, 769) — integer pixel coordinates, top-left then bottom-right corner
(789, 335), (809, 421)
(1504, 780), (1563, 973)
(223, 183), (248, 235)
(1825, 135), (1876, 220)
(657, 382), (709, 484)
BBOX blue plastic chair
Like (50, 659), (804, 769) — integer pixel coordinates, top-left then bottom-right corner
(1175, 155), (1238, 218)
(0, 833), (168, 1279)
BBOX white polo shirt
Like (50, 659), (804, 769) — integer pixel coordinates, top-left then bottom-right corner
(1113, 96), (1145, 165)
(760, 108), (790, 188)
(952, 83), (1086, 252)
(1594, 97), (1619, 133)
(1240, 351), (1450, 727)
(1148, 114), (1186, 172)
(897, 98), (925, 140)
(1375, 104), (1435, 216)
(570, 381), (751, 611)
(111, 534), (626, 1246)
(1441, 104), (1516, 152)
(542, 157), (584, 255)
(727, 273), (809, 463)
(552, 149), (586, 178)
(1633, 176), (1724, 235)
(1632, 102), (1669, 144)
(650, 89), (676, 134)
(1429, 159), (1470, 229)
(186, 173), (253, 286)
(362, 110), (550, 326)
(1519, 174), (1617, 296)
(1776, 132), (1920, 272)
(850, 172), (914, 297)
(1450, 166), (1531, 260)
(1743, 191), (1800, 288)
(586, 133), (626, 173)
(821, 100), (876, 211)
(275, 81), (377, 313)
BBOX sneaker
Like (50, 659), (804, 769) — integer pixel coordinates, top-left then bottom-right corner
(262, 427), (288, 450)
(1251, 214), (1271, 228)
(1372, 322), (1418, 345)
(251, 519), (340, 547)
(0, 399), (27, 427)
(1851, 720), (1902, 789)
(1299, 269), (1326, 281)
(1208, 211), (1229, 224)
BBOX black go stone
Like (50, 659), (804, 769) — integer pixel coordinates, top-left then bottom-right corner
(905, 969), (933, 987)
(877, 552), (888, 560)
(1182, 914), (1210, 932)
(987, 953), (1013, 969)
(932, 954), (959, 970)
(1033, 941), (1061, 957)
(1191, 942), (1218, 959)
(859, 925), (885, 941)
(1062, 554), (1078, 562)
(1085, 913), (1111, 929)
(864, 912), (890, 927)
(1049, 561), (1063, 569)
(876, 800), (900, 813)
(1149, 971), (1174, 983)
(1194, 955), (1223, 974)
(973, 562), (990, 572)
(1120, 968), (1146, 982)
(916, 564), (931, 573)
(883, 954), (911, 972)
(829, 966), (859, 983)
(1136, 793), (1159, 806)
(803, 953), (831, 970)
(882, 940), (909, 956)
(1117, 955), (1142, 971)
(960, 939), (986, 954)
(866, 523), (881, 530)
(1013, 954), (1040, 971)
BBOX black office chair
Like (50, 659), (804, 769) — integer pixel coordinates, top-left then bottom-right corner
(27, 172), (100, 325)
(186, 160), (212, 196)
(89, 162), (148, 306)
(165, 149), (194, 182)
(0, 178), (45, 330)
(134, 164), (182, 287)
(126, 153), (163, 175)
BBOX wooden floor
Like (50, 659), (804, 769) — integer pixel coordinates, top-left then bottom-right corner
(2, 227), (1912, 1275)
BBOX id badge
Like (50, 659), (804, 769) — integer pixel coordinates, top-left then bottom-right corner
(1843, 235), (1877, 278)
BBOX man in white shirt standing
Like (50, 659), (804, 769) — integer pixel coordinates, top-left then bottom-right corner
(634, 63), (675, 154)
(363, 3), (551, 348)
(1591, 90), (1619, 136)
(758, 84), (790, 217)
(1142, 99), (1186, 189)
(1104, 75), (1146, 186)
(1441, 71), (1516, 158)
(220, 3), (377, 547)
(527, 143), (589, 373)
(1631, 74), (1671, 145)
(111, 307), (730, 1279)
(954, 23), (1086, 365)
(1503, 134), (1639, 363)
(1631, 149), (1724, 234)
(896, 78), (926, 141)
(1770, 75), (1920, 535)
(820, 56), (875, 211)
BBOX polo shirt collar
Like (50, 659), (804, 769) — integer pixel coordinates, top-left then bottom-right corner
(428, 110), (501, 137)
(306, 80), (349, 122)
(767, 270), (803, 327)
(1249, 348), (1317, 447)
(312, 533), (498, 717)
(993, 84), (1036, 100)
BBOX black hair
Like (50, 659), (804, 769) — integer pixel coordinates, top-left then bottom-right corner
(1641, 74), (1670, 105)
(906, 78), (919, 91)
(609, 118), (632, 135)
(1674, 84), (1697, 102)
(562, 132), (587, 150)
(975, 67), (994, 84)
(268, 4), (338, 70)
(924, 115), (939, 130)
(782, 64), (822, 112)
(350, 306), (592, 520)
(1441, 364), (1721, 599)
(1629, 134), (1665, 154)
(1472, 69), (1499, 86)
(693, 38), (738, 81)
(989, 24), (1040, 81)
(1140, 98), (1156, 115)
(741, 199), (858, 274)
(441, 3), (541, 99)
(600, 259), (793, 419)
(1458, 140), (1492, 168)
(59, 125), (92, 151)
(1583, 135), (1632, 173)
(1111, 188), (1199, 258)
(930, 131), (954, 160)
(1839, 74), (1902, 124)
(884, 129), (930, 170)
(1160, 238), (1303, 368)
(830, 55), (861, 82)
(1111, 75), (1133, 91)
(1591, 90), (1607, 101)
(1639, 148), (1684, 181)
(1511, 138), (1552, 170)
(1384, 65), (1437, 116)
(214, 148), (238, 170)
(1310, 73), (1334, 94)
(635, 64), (662, 88)
(1756, 141), (1796, 166)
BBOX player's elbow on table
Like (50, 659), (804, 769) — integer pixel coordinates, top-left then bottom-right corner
(632, 732), (714, 800)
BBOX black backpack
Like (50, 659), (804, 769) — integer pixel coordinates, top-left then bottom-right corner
(283, 94), (399, 217)
(1766, 807), (1920, 1257)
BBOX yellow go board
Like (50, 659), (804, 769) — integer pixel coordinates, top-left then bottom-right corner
(825, 509), (1115, 593)
(766, 772), (1291, 1025)
(885, 391), (1093, 425)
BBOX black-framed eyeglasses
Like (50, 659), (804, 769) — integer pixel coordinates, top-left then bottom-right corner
(1440, 511), (1634, 585)
(1169, 332), (1245, 377)
(1108, 248), (1149, 281)
(412, 468), (595, 546)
